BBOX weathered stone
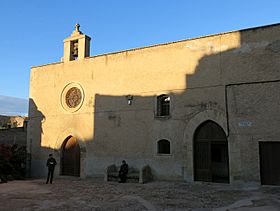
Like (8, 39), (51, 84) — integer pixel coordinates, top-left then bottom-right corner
(28, 23), (280, 185)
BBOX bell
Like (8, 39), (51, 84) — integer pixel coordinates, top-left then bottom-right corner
(72, 43), (79, 57)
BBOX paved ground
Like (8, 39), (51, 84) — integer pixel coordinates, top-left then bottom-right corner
(0, 177), (280, 211)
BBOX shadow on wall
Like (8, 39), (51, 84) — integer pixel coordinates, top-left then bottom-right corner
(27, 98), (44, 177)
(28, 99), (87, 178)
(29, 24), (280, 180)
(91, 25), (280, 180)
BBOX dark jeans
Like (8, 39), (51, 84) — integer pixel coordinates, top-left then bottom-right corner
(46, 168), (54, 184)
(119, 172), (127, 183)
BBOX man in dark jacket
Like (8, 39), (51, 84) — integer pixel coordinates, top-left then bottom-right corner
(119, 160), (128, 183)
(46, 154), (57, 184)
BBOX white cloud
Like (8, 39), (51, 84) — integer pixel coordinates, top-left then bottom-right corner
(0, 95), (28, 116)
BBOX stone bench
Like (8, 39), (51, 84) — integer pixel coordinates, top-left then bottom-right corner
(104, 164), (152, 184)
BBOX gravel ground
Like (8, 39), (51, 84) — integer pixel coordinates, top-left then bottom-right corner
(1, 177), (280, 211)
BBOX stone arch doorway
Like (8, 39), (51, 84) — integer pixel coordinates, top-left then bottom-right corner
(61, 136), (80, 177)
(193, 120), (229, 183)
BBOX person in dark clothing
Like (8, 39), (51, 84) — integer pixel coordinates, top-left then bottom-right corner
(46, 154), (57, 184)
(119, 160), (128, 183)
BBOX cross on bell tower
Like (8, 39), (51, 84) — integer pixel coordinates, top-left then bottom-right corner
(75, 23), (80, 31)
(63, 24), (91, 62)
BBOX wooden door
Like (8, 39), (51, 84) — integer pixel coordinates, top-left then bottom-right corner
(194, 140), (212, 181)
(61, 136), (80, 176)
(259, 142), (280, 185)
(194, 121), (229, 183)
(211, 142), (229, 183)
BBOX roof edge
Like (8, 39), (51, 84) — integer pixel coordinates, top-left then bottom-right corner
(32, 22), (280, 68)
(91, 22), (280, 58)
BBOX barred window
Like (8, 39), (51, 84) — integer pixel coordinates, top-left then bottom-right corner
(156, 94), (170, 117)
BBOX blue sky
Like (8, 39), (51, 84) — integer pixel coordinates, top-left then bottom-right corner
(0, 96), (28, 116)
(0, 0), (280, 115)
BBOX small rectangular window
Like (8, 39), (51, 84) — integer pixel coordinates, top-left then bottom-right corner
(156, 95), (170, 117)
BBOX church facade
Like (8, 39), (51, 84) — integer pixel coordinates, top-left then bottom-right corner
(28, 23), (280, 185)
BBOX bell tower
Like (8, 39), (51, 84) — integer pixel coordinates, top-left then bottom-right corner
(63, 24), (91, 62)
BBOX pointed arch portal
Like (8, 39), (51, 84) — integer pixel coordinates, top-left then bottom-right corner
(61, 136), (80, 177)
(193, 121), (229, 183)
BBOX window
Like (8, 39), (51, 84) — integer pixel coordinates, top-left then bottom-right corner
(156, 94), (170, 117)
(157, 139), (171, 154)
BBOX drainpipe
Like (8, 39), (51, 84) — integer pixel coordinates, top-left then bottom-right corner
(224, 79), (280, 138)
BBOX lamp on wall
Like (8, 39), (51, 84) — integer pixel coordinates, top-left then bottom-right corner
(126, 95), (133, 105)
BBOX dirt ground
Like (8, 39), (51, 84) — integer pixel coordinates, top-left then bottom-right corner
(1, 177), (280, 211)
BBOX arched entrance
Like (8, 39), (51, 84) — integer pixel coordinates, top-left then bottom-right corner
(193, 121), (229, 183)
(61, 136), (80, 177)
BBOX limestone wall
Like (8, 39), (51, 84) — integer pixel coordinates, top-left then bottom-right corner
(28, 24), (280, 182)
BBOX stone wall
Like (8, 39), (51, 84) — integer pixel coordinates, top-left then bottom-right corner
(0, 127), (27, 146)
(28, 23), (280, 183)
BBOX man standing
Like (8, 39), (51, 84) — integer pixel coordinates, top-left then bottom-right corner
(46, 154), (57, 184)
(119, 160), (128, 183)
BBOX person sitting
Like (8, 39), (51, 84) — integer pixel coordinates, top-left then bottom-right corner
(118, 160), (128, 183)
